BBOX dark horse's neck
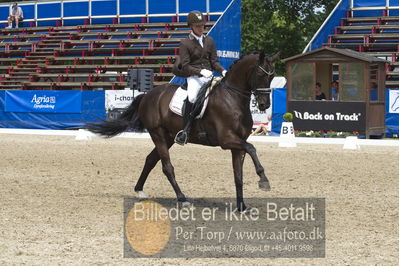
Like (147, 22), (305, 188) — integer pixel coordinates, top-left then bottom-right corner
(221, 54), (258, 111)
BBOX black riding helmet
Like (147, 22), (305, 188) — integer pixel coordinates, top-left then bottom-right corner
(187, 10), (206, 27)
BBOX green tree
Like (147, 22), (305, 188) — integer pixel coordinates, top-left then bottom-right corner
(242, 0), (339, 74)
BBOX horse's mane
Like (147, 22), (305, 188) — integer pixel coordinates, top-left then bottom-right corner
(228, 51), (260, 71)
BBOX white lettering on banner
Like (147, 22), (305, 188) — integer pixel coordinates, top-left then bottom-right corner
(293, 111), (302, 119)
(217, 50), (240, 59)
(31, 94), (56, 110)
(114, 95), (134, 102)
(33, 104), (55, 109)
(389, 90), (399, 113)
(105, 90), (139, 110)
(31, 94), (56, 105)
(335, 112), (360, 121)
(293, 110), (362, 122)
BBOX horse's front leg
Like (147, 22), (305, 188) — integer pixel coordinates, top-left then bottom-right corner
(231, 149), (247, 212)
(241, 142), (271, 191)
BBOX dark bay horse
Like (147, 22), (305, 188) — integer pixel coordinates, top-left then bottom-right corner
(88, 52), (279, 211)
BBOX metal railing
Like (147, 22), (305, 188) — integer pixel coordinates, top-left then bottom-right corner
(0, 0), (224, 26)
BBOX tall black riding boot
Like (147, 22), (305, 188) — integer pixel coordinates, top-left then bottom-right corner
(174, 101), (194, 145)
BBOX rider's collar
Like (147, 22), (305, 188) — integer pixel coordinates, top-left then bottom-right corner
(189, 32), (205, 41)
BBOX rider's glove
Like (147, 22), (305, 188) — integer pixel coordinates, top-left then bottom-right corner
(200, 69), (213, 78)
(222, 70), (227, 77)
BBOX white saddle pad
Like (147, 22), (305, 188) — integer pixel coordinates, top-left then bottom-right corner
(169, 87), (210, 119)
(169, 77), (221, 118)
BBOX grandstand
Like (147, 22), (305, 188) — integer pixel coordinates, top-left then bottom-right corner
(0, 21), (216, 90)
(0, 1), (222, 90)
(305, 0), (399, 89)
(0, 0), (240, 129)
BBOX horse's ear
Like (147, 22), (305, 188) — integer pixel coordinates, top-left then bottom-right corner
(259, 51), (265, 64)
(269, 51), (281, 63)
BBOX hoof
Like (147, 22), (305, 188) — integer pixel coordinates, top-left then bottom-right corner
(241, 207), (254, 214)
(180, 201), (191, 208)
(259, 181), (271, 191)
(137, 191), (148, 199)
(234, 206), (253, 214)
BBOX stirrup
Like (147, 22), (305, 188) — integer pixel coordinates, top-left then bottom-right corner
(174, 130), (188, 145)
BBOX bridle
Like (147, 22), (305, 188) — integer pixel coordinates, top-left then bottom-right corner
(258, 65), (275, 76)
(225, 63), (274, 99)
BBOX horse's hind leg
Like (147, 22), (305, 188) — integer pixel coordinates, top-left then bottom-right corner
(242, 142), (271, 191)
(149, 129), (188, 203)
(134, 139), (174, 198)
(134, 148), (160, 198)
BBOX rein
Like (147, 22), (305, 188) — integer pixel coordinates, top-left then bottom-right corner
(224, 64), (274, 99)
(224, 81), (252, 99)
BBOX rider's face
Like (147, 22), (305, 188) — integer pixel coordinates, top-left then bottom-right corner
(191, 24), (205, 37)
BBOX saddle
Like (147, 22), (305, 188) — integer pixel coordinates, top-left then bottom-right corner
(169, 77), (221, 118)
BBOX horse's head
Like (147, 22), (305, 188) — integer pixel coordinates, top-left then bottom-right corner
(252, 52), (280, 111)
(224, 51), (280, 112)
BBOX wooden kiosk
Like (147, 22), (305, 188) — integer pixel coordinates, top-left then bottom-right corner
(282, 47), (386, 138)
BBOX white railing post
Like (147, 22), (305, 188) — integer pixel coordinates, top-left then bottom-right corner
(145, 0), (149, 22)
(176, 0), (179, 22)
(116, 0), (120, 21)
(89, 0), (92, 24)
(34, 2), (38, 26)
(60, 0), (64, 25)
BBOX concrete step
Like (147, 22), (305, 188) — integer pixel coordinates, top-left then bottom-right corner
(49, 32), (71, 35)
(46, 36), (70, 40)
(0, 80), (26, 84)
(21, 59), (46, 63)
(10, 72), (37, 76)
(6, 76), (31, 80)
(30, 52), (53, 55)
(35, 48), (57, 52)
(41, 40), (64, 43)
(38, 44), (62, 47)
(0, 84), (23, 89)
(25, 55), (48, 59)
(14, 67), (37, 71)
(17, 64), (38, 68)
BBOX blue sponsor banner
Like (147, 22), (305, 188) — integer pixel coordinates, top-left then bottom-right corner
(271, 88), (287, 135)
(386, 89), (399, 136)
(5, 90), (82, 114)
(0, 90), (105, 129)
(208, 0), (241, 70)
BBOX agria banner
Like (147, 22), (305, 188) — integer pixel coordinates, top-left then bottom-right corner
(5, 90), (82, 113)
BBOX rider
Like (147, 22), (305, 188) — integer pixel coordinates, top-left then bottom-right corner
(174, 10), (227, 145)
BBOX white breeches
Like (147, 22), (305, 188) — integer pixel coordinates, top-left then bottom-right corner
(186, 76), (212, 103)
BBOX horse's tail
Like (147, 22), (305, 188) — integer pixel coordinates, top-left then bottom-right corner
(87, 93), (145, 137)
